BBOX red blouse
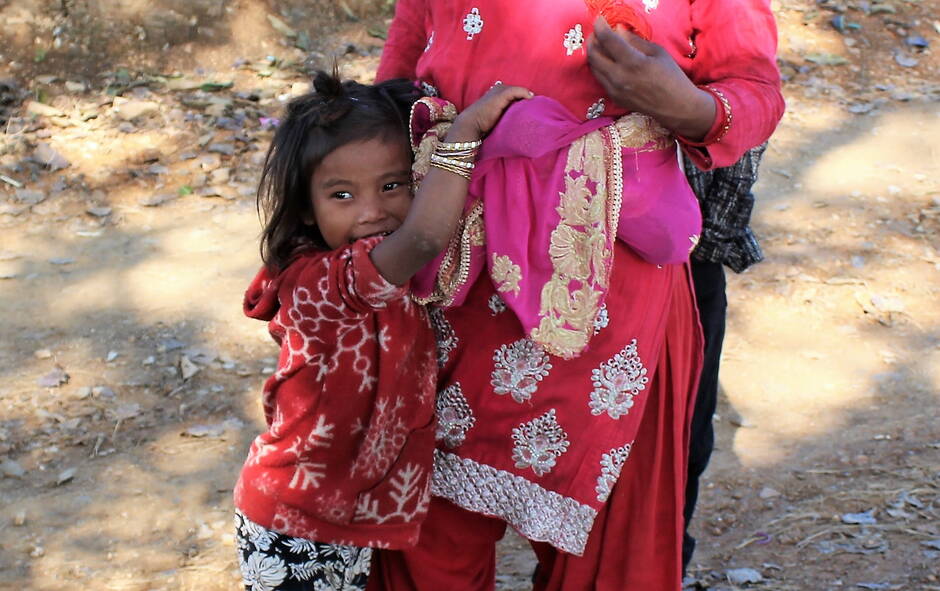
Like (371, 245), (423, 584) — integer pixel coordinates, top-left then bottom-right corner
(377, 0), (784, 169)
(234, 238), (437, 549)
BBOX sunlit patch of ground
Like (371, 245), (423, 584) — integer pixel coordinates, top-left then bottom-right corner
(2, 1), (939, 589)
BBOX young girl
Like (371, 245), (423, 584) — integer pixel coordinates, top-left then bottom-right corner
(233, 71), (531, 591)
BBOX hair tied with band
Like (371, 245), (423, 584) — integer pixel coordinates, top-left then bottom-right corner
(310, 71), (354, 126)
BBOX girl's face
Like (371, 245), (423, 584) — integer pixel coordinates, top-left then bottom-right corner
(309, 135), (413, 251)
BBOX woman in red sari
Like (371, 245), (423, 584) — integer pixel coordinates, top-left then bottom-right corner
(371, 2), (784, 589)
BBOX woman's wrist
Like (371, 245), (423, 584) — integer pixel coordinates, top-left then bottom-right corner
(658, 86), (717, 142)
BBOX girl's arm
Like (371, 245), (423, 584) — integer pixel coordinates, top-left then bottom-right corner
(370, 85), (532, 286)
(375, 0), (428, 82)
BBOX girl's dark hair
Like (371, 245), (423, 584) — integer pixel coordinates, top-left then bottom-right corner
(257, 69), (421, 270)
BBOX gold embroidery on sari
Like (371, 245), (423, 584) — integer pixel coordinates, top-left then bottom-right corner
(410, 98), (459, 190)
(614, 112), (671, 152)
(492, 253), (522, 296)
(530, 130), (619, 359)
(414, 200), (484, 307)
(412, 134), (437, 186)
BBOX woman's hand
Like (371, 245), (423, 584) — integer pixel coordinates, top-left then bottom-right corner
(587, 16), (715, 141)
(446, 84), (533, 142)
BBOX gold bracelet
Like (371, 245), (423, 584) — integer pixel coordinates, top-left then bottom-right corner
(430, 160), (472, 181)
(704, 85), (732, 143)
(431, 153), (475, 170)
(436, 139), (482, 151)
(435, 147), (478, 161)
(432, 159), (472, 177)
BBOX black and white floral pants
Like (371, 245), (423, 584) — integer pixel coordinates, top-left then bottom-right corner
(234, 510), (372, 591)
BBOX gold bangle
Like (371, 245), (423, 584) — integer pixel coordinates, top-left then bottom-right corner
(432, 160), (472, 177)
(430, 160), (472, 181)
(436, 139), (482, 151)
(435, 147), (478, 161)
(431, 153), (475, 170)
(704, 85), (732, 143)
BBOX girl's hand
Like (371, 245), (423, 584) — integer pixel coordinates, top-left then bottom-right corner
(587, 16), (715, 141)
(447, 84), (534, 142)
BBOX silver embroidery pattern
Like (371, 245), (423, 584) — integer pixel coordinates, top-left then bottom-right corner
(595, 443), (633, 502)
(586, 98), (605, 120)
(643, 0), (659, 12)
(593, 304), (609, 335)
(432, 450), (597, 555)
(563, 24), (584, 56)
(488, 293), (507, 315)
(430, 308), (457, 368)
(511, 409), (570, 476)
(492, 339), (553, 403)
(436, 383), (476, 448)
(424, 31), (434, 52)
(420, 81), (439, 97)
(589, 339), (649, 419)
(463, 8), (484, 40)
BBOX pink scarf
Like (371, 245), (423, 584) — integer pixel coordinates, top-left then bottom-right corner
(410, 96), (701, 359)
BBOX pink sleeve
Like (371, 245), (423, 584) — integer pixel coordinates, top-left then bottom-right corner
(375, 0), (429, 82)
(679, 0), (785, 170)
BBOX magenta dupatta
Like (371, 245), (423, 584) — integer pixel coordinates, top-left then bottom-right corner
(411, 96), (701, 359)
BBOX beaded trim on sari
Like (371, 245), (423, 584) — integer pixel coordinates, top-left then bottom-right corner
(432, 449), (597, 554)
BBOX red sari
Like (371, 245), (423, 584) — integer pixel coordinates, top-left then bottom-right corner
(370, 256), (701, 588)
(372, 1), (781, 588)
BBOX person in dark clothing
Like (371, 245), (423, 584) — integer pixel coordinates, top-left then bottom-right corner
(682, 143), (768, 573)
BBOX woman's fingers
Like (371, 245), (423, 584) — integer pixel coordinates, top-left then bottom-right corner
(591, 16), (645, 65)
(494, 84), (534, 102)
(468, 84), (533, 133)
(589, 16), (710, 135)
(588, 18), (615, 61)
(587, 36), (623, 82)
(607, 21), (660, 58)
(622, 31), (660, 57)
(484, 84), (533, 113)
(587, 34), (634, 106)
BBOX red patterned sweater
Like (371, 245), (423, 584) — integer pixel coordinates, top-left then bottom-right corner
(234, 238), (437, 549)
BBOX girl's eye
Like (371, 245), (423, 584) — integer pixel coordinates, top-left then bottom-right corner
(383, 182), (409, 192)
(332, 191), (353, 200)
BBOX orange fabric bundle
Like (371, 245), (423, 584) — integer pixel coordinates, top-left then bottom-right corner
(585, 0), (653, 40)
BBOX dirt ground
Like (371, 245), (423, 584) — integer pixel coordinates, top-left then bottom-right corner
(1, 1), (938, 590)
